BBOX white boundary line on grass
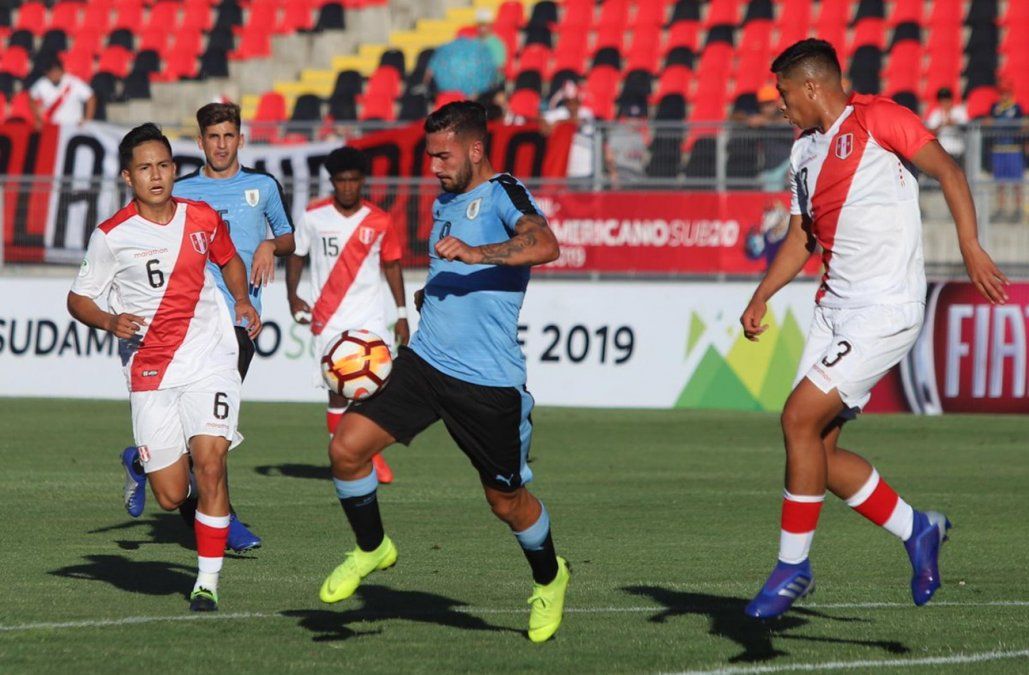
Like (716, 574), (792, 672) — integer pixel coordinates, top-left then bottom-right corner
(673, 648), (1029, 674)
(1, 600), (1027, 633)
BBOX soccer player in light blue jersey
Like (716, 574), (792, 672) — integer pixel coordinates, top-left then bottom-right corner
(316, 101), (571, 643)
(119, 103), (294, 552)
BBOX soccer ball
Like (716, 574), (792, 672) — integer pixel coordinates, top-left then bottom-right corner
(320, 329), (393, 401)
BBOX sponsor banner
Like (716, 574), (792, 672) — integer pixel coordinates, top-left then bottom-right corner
(535, 191), (822, 275)
(0, 121), (573, 265)
(0, 276), (819, 410)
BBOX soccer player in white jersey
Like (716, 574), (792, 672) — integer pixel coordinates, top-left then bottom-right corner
(68, 123), (260, 612)
(286, 147), (408, 483)
(738, 40), (1008, 619)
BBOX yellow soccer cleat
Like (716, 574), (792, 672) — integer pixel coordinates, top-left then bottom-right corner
(527, 556), (571, 643)
(319, 536), (398, 603)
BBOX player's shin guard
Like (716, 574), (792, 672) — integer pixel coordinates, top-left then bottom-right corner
(326, 407), (346, 435)
(334, 472), (384, 552)
(514, 503), (559, 585)
(779, 491), (825, 563)
(845, 468), (914, 540)
(194, 511), (230, 593)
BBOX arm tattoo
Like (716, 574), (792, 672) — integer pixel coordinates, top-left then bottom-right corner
(478, 214), (549, 265)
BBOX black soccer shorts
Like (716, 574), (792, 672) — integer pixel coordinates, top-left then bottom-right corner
(350, 346), (535, 491)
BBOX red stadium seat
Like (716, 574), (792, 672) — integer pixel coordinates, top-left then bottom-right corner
(512, 43), (551, 78)
(584, 65), (619, 119)
(97, 45), (133, 78)
(965, 86), (999, 119)
(0, 46), (31, 79)
(883, 42), (922, 94)
(735, 46), (774, 95)
(596, 0), (629, 29)
(551, 32), (587, 74)
(1001, 1), (1029, 26)
(626, 25), (662, 73)
(434, 90), (466, 109)
(232, 25), (273, 59)
(172, 29), (204, 57)
(888, 0), (924, 26)
(593, 23), (625, 52)
(664, 20), (700, 53)
(739, 20), (772, 53)
(63, 47), (96, 81)
(816, 0), (852, 29)
(181, 0), (214, 31)
(71, 28), (104, 58)
(247, 2), (280, 30)
(277, 0), (315, 33)
(705, 0), (739, 27)
(139, 26), (170, 54)
(689, 89), (728, 123)
(51, 3), (83, 33)
(250, 91), (286, 143)
(112, 1), (144, 31)
(631, 0), (669, 29)
(508, 88), (541, 120)
(559, 0), (593, 29)
(359, 93), (396, 121)
(849, 17), (885, 54)
(155, 51), (199, 81)
(82, 3), (113, 32)
(14, 2), (47, 35)
(653, 64), (692, 102)
(362, 66), (400, 100)
(494, 1), (524, 30)
(146, 1), (181, 31)
(6, 91), (36, 123)
(928, 0), (962, 27)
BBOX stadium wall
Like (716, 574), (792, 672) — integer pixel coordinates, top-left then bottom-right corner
(3, 277), (1026, 413)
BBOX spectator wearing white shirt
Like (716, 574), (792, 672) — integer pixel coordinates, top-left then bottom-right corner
(542, 82), (596, 182)
(925, 87), (968, 164)
(29, 58), (95, 127)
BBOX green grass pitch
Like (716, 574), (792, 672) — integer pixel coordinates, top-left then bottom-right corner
(1, 399), (1028, 673)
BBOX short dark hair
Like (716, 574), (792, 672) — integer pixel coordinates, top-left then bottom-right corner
(936, 87), (954, 101)
(41, 55), (63, 73)
(324, 146), (369, 177)
(119, 123), (173, 171)
(770, 39), (841, 79)
(196, 102), (242, 133)
(424, 100), (488, 141)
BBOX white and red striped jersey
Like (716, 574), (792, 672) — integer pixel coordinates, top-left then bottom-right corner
(789, 93), (936, 308)
(294, 199), (401, 337)
(71, 198), (239, 392)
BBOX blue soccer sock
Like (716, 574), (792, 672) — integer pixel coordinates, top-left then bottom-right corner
(334, 471), (384, 552)
(515, 502), (559, 585)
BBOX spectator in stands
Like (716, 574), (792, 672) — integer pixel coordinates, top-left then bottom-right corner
(425, 35), (497, 98)
(543, 82), (596, 183)
(29, 57), (95, 127)
(476, 9), (507, 86)
(986, 81), (1025, 222)
(925, 88), (969, 165)
(605, 103), (650, 187)
(749, 85), (793, 191)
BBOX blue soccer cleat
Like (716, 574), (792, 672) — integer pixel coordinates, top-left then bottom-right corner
(904, 510), (951, 606)
(121, 446), (146, 518)
(745, 559), (815, 619)
(227, 513), (262, 553)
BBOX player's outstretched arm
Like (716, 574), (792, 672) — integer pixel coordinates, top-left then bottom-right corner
(912, 140), (1009, 304)
(285, 253), (311, 324)
(740, 214), (814, 342)
(219, 254), (262, 337)
(382, 260), (410, 345)
(67, 292), (144, 339)
(434, 214), (560, 267)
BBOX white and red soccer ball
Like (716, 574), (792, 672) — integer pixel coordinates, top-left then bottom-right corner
(320, 329), (393, 401)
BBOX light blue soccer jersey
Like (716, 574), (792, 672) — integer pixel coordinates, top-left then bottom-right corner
(410, 173), (541, 387)
(174, 166), (293, 319)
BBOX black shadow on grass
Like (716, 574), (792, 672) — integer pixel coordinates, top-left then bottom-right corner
(89, 514), (195, 551)
(254, 464), (331, 480)
(50, 554), (194, 598)
(284, 585), (520, 642)
(623, 586), (909, 664)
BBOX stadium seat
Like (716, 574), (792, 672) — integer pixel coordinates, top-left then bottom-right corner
(172, 30), (204, 58)
(928, 0), (962, 27)
(891, 90), (919, 113)
(206, 26), (235, 52)
(8, 28), (34, 53)
(523, 22), (553, 48)
(361, 66), (400, 101)
(112, 2), (144, 32)
(215, 1), (244, 29)
(742, 0), (774, 23)
(62, 47), (95, 81)
(378, 48), (405, 75)
(653, 64), (691, 102)
(620, 68), (653, 103)
(850, 17), (886, 54)
(528, 1), (558, 27)
(704, 24), (735, 47)
(90, 72), (119, 120)
(668, 0), (701, 24)
(964, 85), (998, 118)
(359, 92), (395, 121)
(584, 65), (620, 119)
(277, 0), (315, 33)
(965, 0), (998, 26)
(507, 88), (540, 120)
(654, 92), (686, 120)
(182, 0), (214, 32)
(559, 0), (593, 29)
(664, 20), (700, 52)
(199, 46), (230, 78)
(250, 91), (287, 143)
(146, 1), (181, 31)
(159, 50), (199, 81)
(889, 22), (921, 48)
(592, 46), (622, 70)
(494, 1), (524, 31)
(664, 45), (695, 69)
(407, 48), (433, 87)
(888, 0), (923, 26)
(626, 25), (662, 73)
(704, 0), (739, 27)
(514, 69), (543, 93)
(434, 90), (465, 109)
(513, 44), (551, 78)
(6, 91), (36, 123)
(552, 32), (587, 73)
(774, 0), (811, 52)
(123, 70), (151, 99)
(596, 0), (629, 30)
(397, 90), (427, 121)
(849, 45), (882, 94)
(0, 91), (6, 120)
(0, 46), (30, 79)
(231, 25), (273, 59)
(965, 25), (999, 55)
(98, 45), (133, 78)
(314, 2), (345, 30)
(0, 73), (14, 99)
(51, 3), (82, 33)
(39, 29), (68, 58)
(133, 49), (161, 76)
(1001, 1), (1029, 26)
(852, 0), (885, 22)
(332, 69), (363, 98)
(14, 2), (46, 36)
(247, 3), (279, 33)
(82, 3), (113, 32)
(631, 0), (669, 29)
(883, 41), (922, 94)
(547, 68), (580, 100)
(594, 23), (625, 52)
(138, 27), (168, 55)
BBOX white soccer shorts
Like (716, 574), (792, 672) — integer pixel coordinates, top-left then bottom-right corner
(796, 302), (924, 414)
(130, 368), (242, 473)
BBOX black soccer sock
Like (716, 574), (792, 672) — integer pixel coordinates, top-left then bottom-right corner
(522, 531), (559, 585)
(179, 495), (198, 528)
(132, 453), (144, 475)
(339, 492), (385, 552)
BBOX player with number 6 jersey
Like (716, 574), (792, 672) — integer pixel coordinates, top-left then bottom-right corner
(287, 146), (408, 483)
(737, 40), (1008, 621)
(68, 123), (262, 612)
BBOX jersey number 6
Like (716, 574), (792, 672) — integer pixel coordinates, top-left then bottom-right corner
(146, 259), (165, 289)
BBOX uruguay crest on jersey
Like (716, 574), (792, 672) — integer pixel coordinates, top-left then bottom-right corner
(244, 188), (260, 207)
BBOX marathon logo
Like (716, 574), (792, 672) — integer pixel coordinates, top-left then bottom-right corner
(142, 370), (158, 377)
